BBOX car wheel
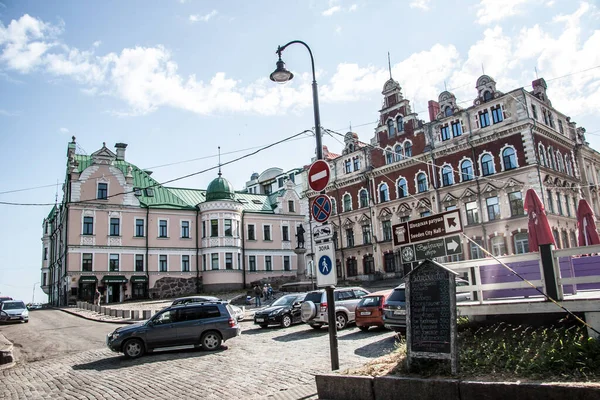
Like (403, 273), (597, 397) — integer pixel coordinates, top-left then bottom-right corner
(281, 315), (292, 328)
(310, 323), (323, 330)
(358, 326), (369, 332)
(335, 313), (348, 330)
(201, 331), (222, 351)
(123, 339), (144, 359)
(259, 324), (269, 329)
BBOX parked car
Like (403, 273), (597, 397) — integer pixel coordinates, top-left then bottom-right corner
(383, 278), (473, 332)
(171, 295), (222, 306)
(301, 287), (370, 330)
(230, 304), (245, 322)
(355, 289), (393, 331)
(106, 301), (240, 359)
(254, 293), (306, 328)
(0, 300), (29, 323)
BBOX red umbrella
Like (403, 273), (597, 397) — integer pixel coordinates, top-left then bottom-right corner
(577, 199), (600, 246)
(524, 189), (556, 252)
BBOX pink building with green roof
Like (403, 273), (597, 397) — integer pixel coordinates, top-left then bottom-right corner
(41, 139), (305, 306)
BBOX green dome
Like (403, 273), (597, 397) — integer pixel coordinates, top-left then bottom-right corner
(205, 174), (236, 201)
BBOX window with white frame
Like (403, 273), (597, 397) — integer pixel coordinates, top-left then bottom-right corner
(387, 119), (395, 137)
(284, 255), (290, 271)
(359, 189), (369, 208)
(479, 110), (490, 127)
(202, 254), (207, 271)
(547, 147), (555, 169)
(538, 144), (546, 167)
(470, 239), (484, 259)
(109, 254), (119, 272)
(486, 196), (500, 220)
(210, 219), (218, 237)
(461, 159), (473, 181)
(362, 225), (371, 245)
(509, 191), (524, 216)
(395, 145), (403, 161)
(417, 173), (428, 193)
(282, 225), (289, 241)
(382, 220), (392, 241)
(386, 150), (394, 164)
(247, 224), (255, 240)
(481, 153), (495, 176)
(451, 121), (462, 137)
(83, 216), (94, 235)
(135, 254), (144, 272)
(182, 255), (190, 272)
(224, 219), (232, 236)
(331, 198), (337, 215)
(397, 116), (404, 132)
(466, 201), (479, 224)
(265, 256), (272, 271)
(263, 225), (271, 241)
(343, 193), (352, 212)
(97, 182), (108, 200)
(379, 183), (389, 202)
(159, 219), (168, 238)
(547, 190), (554, 213)
(109, 217), (120, 236)
(441, 125), (450, 141)
(249, 255), (256, 271)
(345, 159), (352, 173)
(159, 255), (168, 272)
(491, 236), (506, 256)
(491, 105), (503, 124)
(556, 152), (564, 173)
(225, 253), (233, 270)
(404, 142), (412, 157)
(82, 253), (93, 272)
(442, 165), (454, 186)
(181, 221), (190, 238)
(135, 219), (145, 237)
(397, 178), (407, 198)
(502, 147), (517, 171)
(211, 253), (219, 270)
(288, 200), (295, 212)
(346, 228), (354, 247)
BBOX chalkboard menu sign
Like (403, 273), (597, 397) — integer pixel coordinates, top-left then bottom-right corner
(406, 259), (458, 374)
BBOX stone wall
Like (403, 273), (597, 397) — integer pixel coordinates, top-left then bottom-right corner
(151, 277), (197, 299)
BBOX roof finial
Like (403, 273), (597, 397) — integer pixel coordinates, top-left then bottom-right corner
(387, 52), (392, 80)
(218, 146), (222, 177)
(55, 179), (59, 205)
(444, 80), (448, 91)
(481, 63), (485, 75)
(349, 121), (352, 132)
(534, 66), (539, 79)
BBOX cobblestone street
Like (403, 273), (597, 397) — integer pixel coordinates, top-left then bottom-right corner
(1, 310), (398, 399)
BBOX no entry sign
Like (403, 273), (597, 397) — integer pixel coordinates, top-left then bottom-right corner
(311, 194), (332, 223)
(308, 160), (331, 192)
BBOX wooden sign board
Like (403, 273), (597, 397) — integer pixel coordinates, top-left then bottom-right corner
(405, 259), (459, 375)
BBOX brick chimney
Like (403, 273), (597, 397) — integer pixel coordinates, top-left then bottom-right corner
(115, 143), (127, 161)
(531, 78), (550, 105)
(428, 100), (440, 122)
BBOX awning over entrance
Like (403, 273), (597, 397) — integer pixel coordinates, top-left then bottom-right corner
(130, 275), (148, 283)
(79, 276), (98, 283)
(101, 275), (128, 283)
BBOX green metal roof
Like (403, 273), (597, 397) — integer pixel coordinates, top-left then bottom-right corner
(167, 188), (206, 206)
(206, 175), (235, 201)
(46, 205), (57, 221)
(73, 155), (193, 209)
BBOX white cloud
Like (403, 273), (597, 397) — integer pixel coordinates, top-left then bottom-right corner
(59, 127), (69, 133)
(348, 4), (358, 11)
(322, 6), (341, 16)
(189, 10), (218, 23)
(0, 14), (61, 73)
(335, 26), (342, 34)
(475, 0), (530, 24)
(93, 40), (101, 48)
(0, 109), (20, 116)
(409, 0), (431, 11)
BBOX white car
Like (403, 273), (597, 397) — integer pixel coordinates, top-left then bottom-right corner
(230, 305), (245, 321)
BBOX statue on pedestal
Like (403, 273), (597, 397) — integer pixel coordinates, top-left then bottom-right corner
(296, 224), (306, 249)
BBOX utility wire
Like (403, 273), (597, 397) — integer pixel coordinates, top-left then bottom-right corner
(0, 129), (313, 207)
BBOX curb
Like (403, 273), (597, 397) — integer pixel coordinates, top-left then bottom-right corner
(52, 307), (136, 325)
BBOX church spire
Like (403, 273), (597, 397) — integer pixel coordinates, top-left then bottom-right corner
(218, 146), (222, 177)
(388, 52), (392, 80)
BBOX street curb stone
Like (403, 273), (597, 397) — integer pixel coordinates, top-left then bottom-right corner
(52, 307), (136, 325)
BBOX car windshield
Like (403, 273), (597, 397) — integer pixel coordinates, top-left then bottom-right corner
(272, 295), (300, 307)
(388, 289), (406, 302)
(358, 296), (382, 307)
(2, 301), (26, 310)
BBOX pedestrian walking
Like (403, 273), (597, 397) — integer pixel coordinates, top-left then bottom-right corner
(254, 285), (262, 307)
(263, 284), (269, 300)
(267, 284), (273, 300)
(94, 288), (101, 306)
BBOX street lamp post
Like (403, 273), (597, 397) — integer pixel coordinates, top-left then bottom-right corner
(32, 282), (40, 304)
(270, 41), (339, 371)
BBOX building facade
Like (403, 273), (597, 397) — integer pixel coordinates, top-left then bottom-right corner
(309, 75), (600, 281)
(41, 141), (305, 306)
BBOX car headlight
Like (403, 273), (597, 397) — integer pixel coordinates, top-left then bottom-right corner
(22, 310), (29, 317)
(269, 310), (282, 316)
(111, 332), (120, 340)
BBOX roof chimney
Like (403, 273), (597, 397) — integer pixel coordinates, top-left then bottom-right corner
(428, 100), (440, 122)
(115, 143), (127, 161)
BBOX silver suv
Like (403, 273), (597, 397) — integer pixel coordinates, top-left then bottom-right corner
(301, 287), (370, 330)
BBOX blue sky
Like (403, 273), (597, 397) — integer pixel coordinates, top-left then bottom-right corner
(1, 0), (599, 302)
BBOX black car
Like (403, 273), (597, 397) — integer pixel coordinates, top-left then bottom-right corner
(254, 293), (306, 328)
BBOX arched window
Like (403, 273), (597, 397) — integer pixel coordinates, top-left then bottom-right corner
(396, 116), (404, 132)
(547, 147), (555, 169)
(565, 156), (572, 176)
(483, 91), (493, 102)
(556, 151), (564, 172)
(404, 142), (412, 158)
(461, 159), (473, 182)
(481, 153), (495, 176)
(538, 144), (546, 167)
(387, 120), (395, 137)
(395, 145), (403, 161)
(386, 150), (394, 164)
(502, 147), (517, 170)
(359, 189), (369, 208)
(417, 173), (428, 193)
(514, 233), (529, 254)
(331, 198), (337, 215)
(343, 194), (352, 212)
(379, 183), (389, 203)
(442, 165), (454, 186)
(445, 107), (453, 117)
(397, 178), (407, 198)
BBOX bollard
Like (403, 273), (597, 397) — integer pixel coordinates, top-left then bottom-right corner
(123, 310), (131, 319)
(101, 307), (106, 314)
(143, 310), (152, 320)
(110, 309), (117, 317)
(132, 310), (139, 320)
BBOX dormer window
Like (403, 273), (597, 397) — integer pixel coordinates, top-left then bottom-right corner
(345, 159), (352, 174)
(491, 105), (503, 124)
(445, 107), (453, 117)
(483, 91), (493, 102)
(353, 157), (360, 171)
(145, 188), (154, 197)
(397, 116), (404, 132)
(97, 183), (108, 200)
(133, 187), (142, 196)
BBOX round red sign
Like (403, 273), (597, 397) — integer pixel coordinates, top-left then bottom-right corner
(308, 160), (331, 192)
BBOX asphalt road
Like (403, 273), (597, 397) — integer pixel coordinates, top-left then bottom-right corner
(0, 309), (115, 364)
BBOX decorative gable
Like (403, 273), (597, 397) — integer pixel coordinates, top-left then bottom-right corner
(460, 188), (477, 199)
(343, 218), (354, 228)
(91, 143), (116, 165)
(358, 214), (371, 225)
(396, 202), (412, 215)
(378, 207), (393, 221)
(503, 178), (524, 190)
(481, 183), (499, 195)
(442, 193), (458, 203)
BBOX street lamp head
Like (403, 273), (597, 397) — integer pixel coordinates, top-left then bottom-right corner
(270, 52), (294, 83)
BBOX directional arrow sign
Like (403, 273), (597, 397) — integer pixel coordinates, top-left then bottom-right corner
(444, 235), (463, 256)
(408, 210), (463, 243)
